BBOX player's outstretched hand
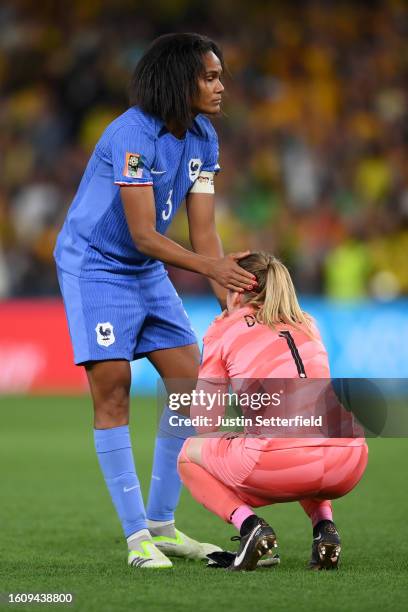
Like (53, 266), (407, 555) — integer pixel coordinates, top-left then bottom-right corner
(210, 252), (257, 292)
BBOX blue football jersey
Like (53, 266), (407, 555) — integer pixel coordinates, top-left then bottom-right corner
(54, 107), (220, 277)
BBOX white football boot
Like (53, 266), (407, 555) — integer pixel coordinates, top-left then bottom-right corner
(152, 529), (222, 560)
(128, 539), (173, 569)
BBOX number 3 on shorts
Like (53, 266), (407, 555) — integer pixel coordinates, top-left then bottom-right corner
(162, 189), (173, 221)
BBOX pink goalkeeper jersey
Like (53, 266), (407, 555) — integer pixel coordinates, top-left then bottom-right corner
(197, 306), (364, 448)
(199, 306), (330, 380)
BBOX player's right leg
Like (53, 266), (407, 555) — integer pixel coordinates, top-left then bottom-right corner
(299, 498), (341, 569)
(86, 360), (172, 569)
(300, 443), (368, 570)
(308, 518), (341, 571)
(242, 441), (368, 570)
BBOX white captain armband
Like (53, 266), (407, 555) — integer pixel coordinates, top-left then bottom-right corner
(189, 171), (215, 194)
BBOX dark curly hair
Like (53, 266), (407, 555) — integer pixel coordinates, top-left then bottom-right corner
(129, 33), (224, 131)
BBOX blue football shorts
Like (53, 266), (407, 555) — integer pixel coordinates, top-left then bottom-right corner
(57, 267), (197, 365)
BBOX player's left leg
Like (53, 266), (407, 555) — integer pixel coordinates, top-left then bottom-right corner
(145, 344), (221, 559)
(146, 343), (199, 521)
(133, 272), (222, 559)
(178, 437), (248, 523)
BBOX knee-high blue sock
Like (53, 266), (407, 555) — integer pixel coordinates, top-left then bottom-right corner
(94, 425), (146, 538)
(146, 407), (195, 521)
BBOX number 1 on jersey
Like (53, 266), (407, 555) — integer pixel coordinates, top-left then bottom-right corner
(279, 330), (307, 378)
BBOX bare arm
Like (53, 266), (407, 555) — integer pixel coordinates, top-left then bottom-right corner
(121, 185), (256, 291)
(186, 191), (227, 309)
(192, 379), (229, 433)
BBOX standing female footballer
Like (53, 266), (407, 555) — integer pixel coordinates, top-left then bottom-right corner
(178, 252), (368, 571)
(54, 33), (257, 569)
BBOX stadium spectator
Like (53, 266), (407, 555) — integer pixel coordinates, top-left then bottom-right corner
(1, 0), (407, 299)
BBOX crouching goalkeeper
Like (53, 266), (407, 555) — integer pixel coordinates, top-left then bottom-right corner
(176, 252), (368, 571)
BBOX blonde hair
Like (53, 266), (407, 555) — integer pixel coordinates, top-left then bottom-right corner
(238, 252), (314, 336)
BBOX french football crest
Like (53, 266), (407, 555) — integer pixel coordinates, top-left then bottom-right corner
(95, 322), (115, 347)
(188, 158), (202, 181)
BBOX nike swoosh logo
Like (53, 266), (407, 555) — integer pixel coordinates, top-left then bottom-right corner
(313, 533), (322, 541)
(123, 485), (139, 493)
(234, 525), (260, 566)
(151, 169), (166, 174)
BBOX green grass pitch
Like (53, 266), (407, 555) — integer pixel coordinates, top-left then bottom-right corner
(1, 396), (407, 612)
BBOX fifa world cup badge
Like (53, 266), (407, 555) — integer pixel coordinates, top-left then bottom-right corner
(124, 152), (144, 178)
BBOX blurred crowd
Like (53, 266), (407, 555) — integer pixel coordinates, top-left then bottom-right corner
(1, 0), (408, 299)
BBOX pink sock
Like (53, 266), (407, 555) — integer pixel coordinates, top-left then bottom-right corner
(230, 505), (255, 531)
(312, 503), (333, 526)
(300, 499), (333, 527)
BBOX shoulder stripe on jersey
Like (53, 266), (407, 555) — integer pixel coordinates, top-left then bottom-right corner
(278, 331), (307, 378)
